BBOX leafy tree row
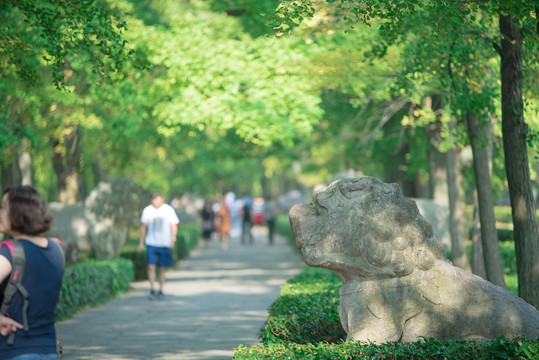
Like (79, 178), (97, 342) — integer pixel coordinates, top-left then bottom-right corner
(0, 0), (538, 307)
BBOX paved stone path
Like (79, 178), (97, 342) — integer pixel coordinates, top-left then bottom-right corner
(56, 230), (303, 360)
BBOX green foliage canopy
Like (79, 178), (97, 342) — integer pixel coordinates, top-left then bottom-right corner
(0, 0), (148, 88)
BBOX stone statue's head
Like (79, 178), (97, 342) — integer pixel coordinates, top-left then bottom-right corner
(289, 177), (446, 280)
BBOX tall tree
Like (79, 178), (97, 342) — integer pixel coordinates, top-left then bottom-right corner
(498, 12), (539, 305)
(466, 111), (506, 287)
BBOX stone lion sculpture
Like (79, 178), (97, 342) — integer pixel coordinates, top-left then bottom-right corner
(289, 177), (539, 343)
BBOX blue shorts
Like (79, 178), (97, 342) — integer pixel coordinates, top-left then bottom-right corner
(146, 245), (173, 268)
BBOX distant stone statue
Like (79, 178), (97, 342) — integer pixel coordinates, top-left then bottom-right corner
(289, 177), (539, 343)
(47, 203), (92, 252)
(85, 177), (149, 258)
(47, 177), (149, 259)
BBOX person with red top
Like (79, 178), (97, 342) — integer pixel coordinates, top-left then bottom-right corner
(0, 186), (64, 360)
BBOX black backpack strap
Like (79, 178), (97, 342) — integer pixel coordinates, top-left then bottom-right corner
(0, 240), (29, 345)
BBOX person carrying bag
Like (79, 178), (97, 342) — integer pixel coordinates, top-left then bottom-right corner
(0, 186), (65, 360)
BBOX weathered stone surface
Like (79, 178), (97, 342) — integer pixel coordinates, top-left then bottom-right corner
(289, 177), (539, 343)
(85, 177), (149, 259)
(47, 203), (92, 252)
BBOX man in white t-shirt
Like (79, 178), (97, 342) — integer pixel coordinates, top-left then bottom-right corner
(138, 192), (179, 300)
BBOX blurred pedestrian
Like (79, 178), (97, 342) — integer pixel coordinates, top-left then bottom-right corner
(264, 195), (277, 245)
(214, 200), (231, 250)
(200, 200), (214, 247)
(241, 196), (253, 245)
(139, 192), (179, 301)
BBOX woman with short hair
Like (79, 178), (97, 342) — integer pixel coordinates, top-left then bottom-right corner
(0, 186), (64, 360)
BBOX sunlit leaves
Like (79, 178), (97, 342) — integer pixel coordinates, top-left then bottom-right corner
(143, 8), (323, 148)
(0, 0), (148, 89)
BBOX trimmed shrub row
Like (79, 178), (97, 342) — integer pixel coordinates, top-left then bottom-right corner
(235, 336), (538, 359)
(498, 241), (518, 275)
(55, 258), (134, 322)
(122, 223), (202, 280)
(259, 266), (345, 344)
(175, 223), (202, 260)
(276, 216), (294, 244)
(493, 207), (539, 225)
(446, 241), (517, 276)
(467, 207), (539, 241)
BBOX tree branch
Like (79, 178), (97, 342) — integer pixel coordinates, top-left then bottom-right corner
(447, 38), (457, 92)
(484, 34), (502, 56)
(356, 97), (408, 150)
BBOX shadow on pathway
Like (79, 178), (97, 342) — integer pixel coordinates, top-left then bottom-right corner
(56, 232), (303, 360)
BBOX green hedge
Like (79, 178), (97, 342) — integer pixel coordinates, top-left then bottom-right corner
(447, 241), (517, 276)
(494, 206), (539, 225)
(260, 266), (345, 344)
(122, 223), (202, 280)
(466, 206), (539, 241)
(175, 224), (202, 260)
(55, 258), (134, 322)
(235, 337), (538, 359)
(276, 216), (298, 254)
(466, 206), (539, 226)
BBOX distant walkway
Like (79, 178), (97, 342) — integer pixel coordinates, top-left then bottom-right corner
(56, 230), (303, 360)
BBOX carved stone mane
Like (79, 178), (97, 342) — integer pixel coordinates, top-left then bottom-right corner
(289, 177), (539, 343)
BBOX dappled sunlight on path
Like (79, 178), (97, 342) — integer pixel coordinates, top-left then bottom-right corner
(56, 233), (302, 359)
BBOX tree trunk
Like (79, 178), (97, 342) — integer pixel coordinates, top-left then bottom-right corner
(261, 172), (271, 198)
(429, 150), (447, 205)
(446, 146), (471, 271)
(1, 152), (22, 191)
(423, 95), (448, 205)
(414, 172), (431, 199)
(1, 100), (25, 191)
(499, 14), (539, 307)
(468, 117), (492, 280)
(53, 125), (83, 204)
(91, 161), (106, 188)
(52, 139), (65, 198)
(465, 111), (506, 288)
(471, 188), (487, 278)
(18, 137), (34, 186)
